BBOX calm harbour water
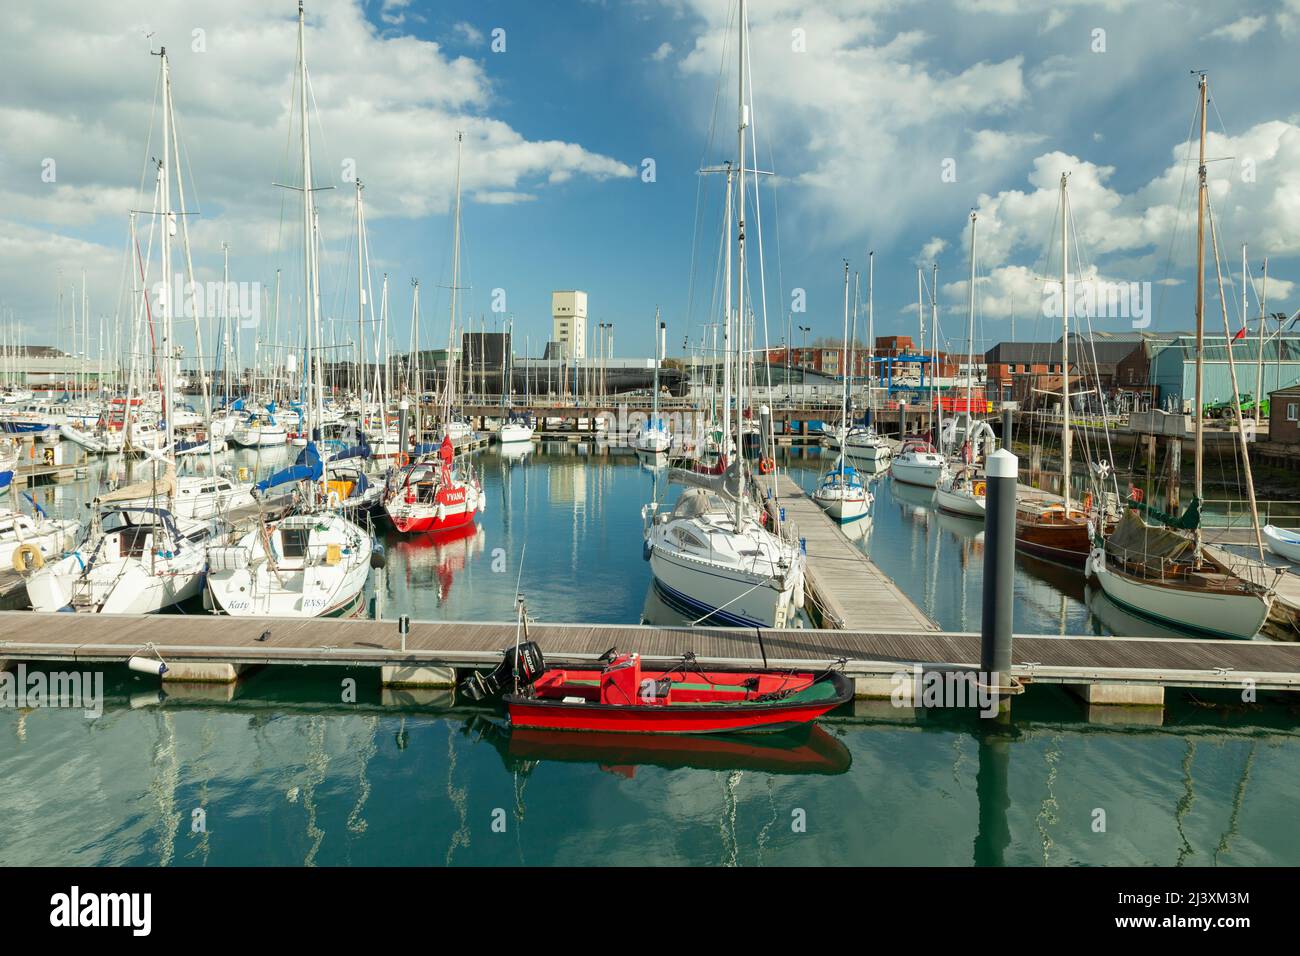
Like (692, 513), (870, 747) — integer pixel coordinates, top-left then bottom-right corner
(0, 443), (1295, 866)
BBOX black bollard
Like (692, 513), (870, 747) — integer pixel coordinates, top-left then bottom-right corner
(980, 448), (1018, 712)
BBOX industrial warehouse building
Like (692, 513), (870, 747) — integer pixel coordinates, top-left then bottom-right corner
(1150, 335), (1300, 412)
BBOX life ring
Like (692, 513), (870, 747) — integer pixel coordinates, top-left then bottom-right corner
(972, 480), (987, 497)
(12, 543), (43, 573)
(758, 457), (775, 475)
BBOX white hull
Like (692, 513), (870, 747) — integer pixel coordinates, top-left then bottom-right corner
(59, 424), (110, 454)
(812, 488), (871, 524)
(843, 440), (891, 463)
(890, 456), (944, 488)
(1263, 525), (1300, 564)
(1091, 555), (1272, 640)
(0, 516), (80, 568)
(634, 430), (672, 454)
(27, 550), (205, 613)
(206, 512), (371, 617)
(230, 426), (287, 448)
(496, 422), (534, 444)
(934, 483), (985, 517)
(648, 546), (796, 628)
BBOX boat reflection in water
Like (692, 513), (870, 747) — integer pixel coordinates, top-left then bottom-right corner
(465, 714), (851, 779)
(389, 521), (486, 604)
(935, 508), (985, 546)
(889, 476), (936, 517)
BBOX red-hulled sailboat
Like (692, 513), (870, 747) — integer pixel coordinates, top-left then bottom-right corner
(382, 435), (483, 534)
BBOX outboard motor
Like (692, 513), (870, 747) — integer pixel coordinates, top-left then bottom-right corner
(460, 641), (546, 701)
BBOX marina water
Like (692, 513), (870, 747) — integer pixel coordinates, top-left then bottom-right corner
(0, 445), (1295, 865)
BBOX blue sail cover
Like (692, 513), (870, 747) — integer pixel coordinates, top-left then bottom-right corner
(0, 468), (12, 490)
(255, 441), (323, 493)
(314, 429), (370, 464)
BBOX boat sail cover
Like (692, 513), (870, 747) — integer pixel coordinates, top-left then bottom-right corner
(667, 462), (743, 500)
(1126, 495), (1201, 531)
(94, 463), (177, 504)
(255, 442), (323, 494)
(1104, 511), (1194, 570)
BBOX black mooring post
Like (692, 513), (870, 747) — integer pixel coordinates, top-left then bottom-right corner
(981, 448), (1018, 707)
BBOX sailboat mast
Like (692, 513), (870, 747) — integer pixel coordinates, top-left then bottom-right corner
(722, 163), (733, 452)
(160, 47), (175, 460)
(1060, 173), (1071, 505)
(356, 178), (366, 408)
(840, 260), (849, 431)
(966, 211), (977, 428)
(446, 132), (463, 433)
(296, 0), (318, 496)
(867, 251), (875, 420)
(1194, 72), (1207, 545)
(734, 0), (748, 527)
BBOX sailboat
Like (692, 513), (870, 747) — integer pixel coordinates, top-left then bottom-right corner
(813, 263), (872, 523)
(634, 309), (672, 455)
(205, 1), (373, 619)
(642, 0), (805, 629)
(27, 47), (215, 613)
(0, 450), (79, 571)
(1011, 175), (1100, 566)
(1089, 73), (1276, 639)
(381, 132), (483, 534)
(936, 211), (994, 518)
(825, 254), (890, 464)
(494, 317), (535, 445)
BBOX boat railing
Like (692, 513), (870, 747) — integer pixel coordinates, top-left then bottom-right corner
(1200, 499), (1300, 531)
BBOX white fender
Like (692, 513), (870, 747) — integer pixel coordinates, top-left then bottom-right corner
(476, 488), (486, 514)
(327, 490), (342, 511)
(793, 573), (805, 611)
(436, 503), (446, 523)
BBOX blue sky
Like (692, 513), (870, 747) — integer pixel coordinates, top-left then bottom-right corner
(2, 0), (1299, 366)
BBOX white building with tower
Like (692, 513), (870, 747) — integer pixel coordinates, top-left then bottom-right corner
(551, 290), (588, 360)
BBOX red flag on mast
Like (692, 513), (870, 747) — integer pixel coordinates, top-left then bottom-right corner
(1231, 324), (1248, 343)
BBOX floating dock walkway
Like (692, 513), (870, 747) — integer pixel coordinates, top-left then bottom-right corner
(768, 472), (936, 632)
(2, 613), (1299, 708)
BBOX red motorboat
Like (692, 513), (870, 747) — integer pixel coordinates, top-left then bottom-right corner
(382, 435), (482, 534)
(462, 642), (851, 735)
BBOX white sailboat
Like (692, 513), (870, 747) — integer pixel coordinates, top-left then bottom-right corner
(27, 47), (213, 613)
(813, 263), (872, 524)
(0, 451), (80, 571)
(643, 0), (805, 628)
(205, 1), (373, 619)
(634, 309), (672, 455)
(1090, 73), (1275, 639)
(936, 211), (990, 518)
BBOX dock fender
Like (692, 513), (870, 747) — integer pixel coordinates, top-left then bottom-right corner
(642, 539), (652, 561)
(477, 488), (486, 515)
(793, 572), (805, 610)
(1086, 547), (1106, 580)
